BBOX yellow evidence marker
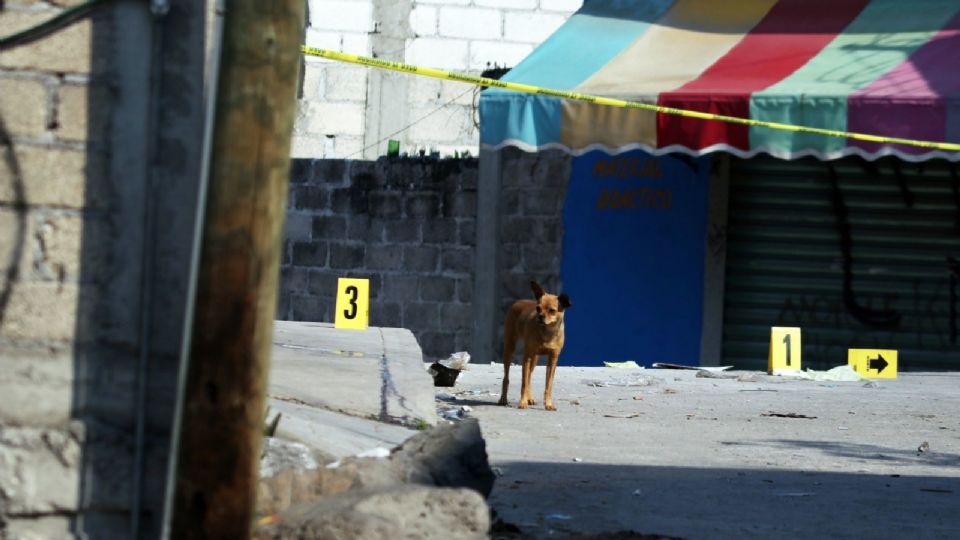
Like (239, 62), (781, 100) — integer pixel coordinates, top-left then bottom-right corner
(768, 327), (801, 374)
(848, 349), (898, 379)
(334, 278), (369, 330)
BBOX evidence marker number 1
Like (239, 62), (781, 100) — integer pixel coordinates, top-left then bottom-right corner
(768, 327), (801, 374)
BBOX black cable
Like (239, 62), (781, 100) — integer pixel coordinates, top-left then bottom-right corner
(0, 0), (111, 51)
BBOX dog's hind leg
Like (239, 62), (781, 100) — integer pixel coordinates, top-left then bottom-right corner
(498, 330), (515, 406)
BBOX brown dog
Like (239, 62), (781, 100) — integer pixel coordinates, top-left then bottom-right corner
(498, 281), (572, 411)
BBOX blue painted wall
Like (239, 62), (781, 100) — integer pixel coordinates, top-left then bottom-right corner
(559, 150), (711, 366)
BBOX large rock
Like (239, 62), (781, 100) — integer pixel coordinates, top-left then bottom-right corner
(257, 419), (495, 517)
(254, 485), (490, 540)
(388, 418), (495, 498)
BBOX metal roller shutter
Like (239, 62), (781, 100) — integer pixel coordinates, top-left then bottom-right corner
(722, 156), (960, 371)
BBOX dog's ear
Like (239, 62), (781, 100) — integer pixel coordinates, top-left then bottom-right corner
(530, 281), (546, 299)
(558, 293), (572, 311)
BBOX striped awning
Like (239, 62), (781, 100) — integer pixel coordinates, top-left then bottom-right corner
(479, 0), (960, 162)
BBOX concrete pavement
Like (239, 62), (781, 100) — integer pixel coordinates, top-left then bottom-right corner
(268, 321), (437, 458)
(446, 364), (960, 539)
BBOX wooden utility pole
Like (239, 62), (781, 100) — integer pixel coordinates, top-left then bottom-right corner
(169, 0), (305, 537)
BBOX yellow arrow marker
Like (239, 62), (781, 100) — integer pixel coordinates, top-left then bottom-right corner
(768, 327), (801, 374)
(848, 349), (898, 379)
(334, 278), (369, 330)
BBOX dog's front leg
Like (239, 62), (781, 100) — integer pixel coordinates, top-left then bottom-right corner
(543, 352), (560, 411)
(518, 354), (536, 408)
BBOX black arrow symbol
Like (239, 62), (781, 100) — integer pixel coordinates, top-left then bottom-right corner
(868, 355), (888, 373)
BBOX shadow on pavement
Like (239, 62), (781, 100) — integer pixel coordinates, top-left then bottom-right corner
(488, 461), (960, 539)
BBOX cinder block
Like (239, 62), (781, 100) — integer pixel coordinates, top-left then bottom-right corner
(384, 219), (420, 243)
(443, 191), (476, 218)
(408, 77), (444, 104)
(57, 83), (106, 142)
(438, 80), (477, 106)
(369, 193), (402, 218)
(371, 301), (402, 328)
(475, 0), (537, 8)
(407, 104), (473, 144)
(33, 212), (108, 282)
(340, 32), (372, 55)
(456, 277), (473, 303)
(0, 282), (81, 342)
(522, 188), (564, 216)
(289, 158), (315, 184)
(329, 243), (365, 269)
(314, 159), (348, 184)
(0, 76), (48, 137)
(310, 1), (374, 32)
(403, 302), (439, 331)
(0, 353), (74, 425)
(365, 243), (403, 270)
(347, 215), (385, 243)
(420, 275), (455, 302)
(523, 244), (560, 272)
(440, 303), (472, 330)
(410, 5), (438, 36)
(4, 516), (74, 540)
(468, 40), (534, 70)
(291, 241), (328, 267)
(312, 215), (347, 239)
(422, 218), (457, 244)
(419, 331), (455, 359)
(0, 12), (93, 73)
(540, 0), (583, 13)
(405, 193), (441, 218)
(0, 426), (81, 514)
(441, 246), (472, 274)
(403, 245), (439, 272)
(407, 38), (468, 70)
(439, 7), (502, 40)
(304, 28), (342, 58)
(301, 63), (326, 98)
(504, 12), (567, 43)
(0, 207), (34, 280)
(280, 265), (310, 295)
(383, 274), (419, 302)
(330, 136), (364, 159)
(501, 216), (536, 244)
(0, 145), (104, 209)
(290, 134), (328, 160)
(304, 102), (366, 136)
(291, 294), (326, 321)
(307, 269), (338, 297)
(457, 219), (476, 247)
(324, 66), (369, 102)
(293, 185), (328, 210)
(284, 212), (313, 242)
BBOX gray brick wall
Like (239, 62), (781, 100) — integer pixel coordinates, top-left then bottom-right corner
(495, 147), (572, 353)
(279, 157), (478, 360)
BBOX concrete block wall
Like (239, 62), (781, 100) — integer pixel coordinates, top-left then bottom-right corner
(496, 147), (571, 339)
(293, 0), (581, 159)
(2, 1), (207, 538)
(278, 157), (478, 360)
(1, 2), (110, 537)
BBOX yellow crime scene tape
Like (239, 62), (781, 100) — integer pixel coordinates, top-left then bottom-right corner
(301, 46), (960, 153)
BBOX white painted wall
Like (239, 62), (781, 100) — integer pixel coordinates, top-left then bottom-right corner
(293, 0), (581, 159)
